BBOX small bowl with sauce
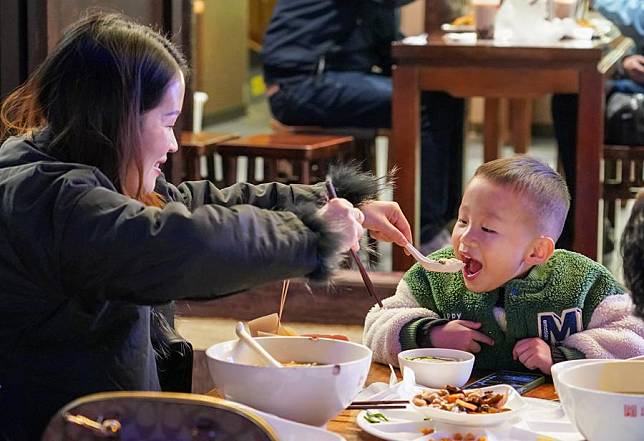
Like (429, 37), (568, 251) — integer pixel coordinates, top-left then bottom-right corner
(398, 348), (474, 388)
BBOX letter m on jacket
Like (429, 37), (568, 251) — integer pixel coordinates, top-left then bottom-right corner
(537, 308), (582, 345)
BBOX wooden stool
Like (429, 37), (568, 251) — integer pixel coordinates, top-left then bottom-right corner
(217, 133), (354, 186)
(180, 131), (238, 182)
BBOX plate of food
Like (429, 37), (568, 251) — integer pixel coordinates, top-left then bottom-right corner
(357, 407), (496, 441)
(357, 398), (580, 441)
(441, 13), (475, 33)
(410, 384), (525, 427)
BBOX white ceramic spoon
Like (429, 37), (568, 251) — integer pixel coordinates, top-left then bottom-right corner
(405, 243), (465, 273)
(235, 321), (283, 368)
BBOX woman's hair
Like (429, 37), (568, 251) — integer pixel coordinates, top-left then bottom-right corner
(0, 12), (188, 203)
(621, 194), (644, 320)
(474, 155), (571, 240)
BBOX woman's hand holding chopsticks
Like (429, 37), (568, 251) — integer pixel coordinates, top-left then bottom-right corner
(317, 197), (365, 252)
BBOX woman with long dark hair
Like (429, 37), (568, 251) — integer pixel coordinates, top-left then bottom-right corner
(0, 13), (412, 439)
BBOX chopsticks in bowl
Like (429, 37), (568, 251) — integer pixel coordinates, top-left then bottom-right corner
(325, 180), (384, 308)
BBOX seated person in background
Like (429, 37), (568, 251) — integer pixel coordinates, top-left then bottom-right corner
(364, 156), (644, 374)
(622, 192), (644, 320)
(261, 0), (465, 253)
(595, 0), (644, 91)
(552, 0), (644, 249)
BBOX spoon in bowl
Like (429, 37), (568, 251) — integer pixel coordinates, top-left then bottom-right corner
(235, 321), (283, 368)
(405, 243), (465, 273)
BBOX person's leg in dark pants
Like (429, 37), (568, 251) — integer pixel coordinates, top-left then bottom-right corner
(268, 71), (464, 250)
(268, 71), (392, 128)
(608, 79), (644, 94)
(551, 93), (578, 250)
(419, 92), (464, 251)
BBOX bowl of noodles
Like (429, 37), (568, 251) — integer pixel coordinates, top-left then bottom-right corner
(206, 336), (372, 426)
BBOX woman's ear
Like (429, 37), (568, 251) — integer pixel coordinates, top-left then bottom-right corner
(525, 236), (555, 266)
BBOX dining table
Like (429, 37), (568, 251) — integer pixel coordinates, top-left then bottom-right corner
(389, 31), (634, 271)
(327, 361), (558, 440)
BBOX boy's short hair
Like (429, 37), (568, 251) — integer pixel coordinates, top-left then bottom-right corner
(474, 155), (570, 239)
(621, 193), (644, 319)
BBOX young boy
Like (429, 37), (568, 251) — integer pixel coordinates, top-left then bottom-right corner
(364, 156), (644, 374)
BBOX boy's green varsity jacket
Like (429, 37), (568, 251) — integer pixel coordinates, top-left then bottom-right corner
(363, 247), (644, 369)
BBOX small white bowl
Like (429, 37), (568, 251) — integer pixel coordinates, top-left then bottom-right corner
(410, 384), (526, 426)
(551, 358), (604, 423)
(206, 336), (372, 427)
(558, 360), (644, 441)
(398, 348), (474, 388)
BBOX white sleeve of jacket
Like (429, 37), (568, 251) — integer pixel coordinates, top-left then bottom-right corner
(362, 279), (440, 366)
(563, 294), (644, 358)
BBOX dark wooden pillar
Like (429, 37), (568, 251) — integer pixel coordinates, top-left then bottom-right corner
(164, 0), (194, 184)
(0, 0), (47, 99)
(0, 0), (193, 184)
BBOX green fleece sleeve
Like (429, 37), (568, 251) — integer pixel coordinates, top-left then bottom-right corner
(398, 250), (456, 351)
(552, 345), (585, 363)
(400, 317), (450, 351)
(402, 261), (443, 314)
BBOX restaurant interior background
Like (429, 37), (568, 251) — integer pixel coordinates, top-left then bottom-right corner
(0, 0), (638, 392)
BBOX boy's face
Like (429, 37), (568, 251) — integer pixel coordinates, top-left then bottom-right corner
(452, 177), (539, 293)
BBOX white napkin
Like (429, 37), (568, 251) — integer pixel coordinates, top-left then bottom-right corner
(353, 365), (420, 402)
(401, 34), (428, 46)
(495, 0), (567, 43)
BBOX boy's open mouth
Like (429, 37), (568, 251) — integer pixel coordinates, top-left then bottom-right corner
(462, 255), (483, 280)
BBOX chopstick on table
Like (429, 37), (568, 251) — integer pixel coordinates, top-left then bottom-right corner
(347, 399), (408, 410)
(325, 180), (384, 308)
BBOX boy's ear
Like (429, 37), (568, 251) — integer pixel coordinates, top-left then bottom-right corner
(525, 236), (555, 265)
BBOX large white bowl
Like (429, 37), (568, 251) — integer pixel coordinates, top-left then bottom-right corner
(550, 358), (604, 423)
(206, 336), (372, 427)
(558, 360), (644, 441)
(398, 348), (474, 388)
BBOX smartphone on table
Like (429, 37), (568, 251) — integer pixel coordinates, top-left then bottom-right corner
(465, 370), (545, 394)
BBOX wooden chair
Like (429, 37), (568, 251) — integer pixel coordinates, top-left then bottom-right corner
(42, 391), (277, 441)
(216, 133), (354, 186)
(602, 144), (644, 252)
(180, 131), (239, 182)
(603, 144), (644, 198)
(270, 119), (387, 175)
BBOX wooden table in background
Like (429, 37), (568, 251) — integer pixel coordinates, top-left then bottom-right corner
(390, 34), (631, 271)
(328, 362), (557, 441)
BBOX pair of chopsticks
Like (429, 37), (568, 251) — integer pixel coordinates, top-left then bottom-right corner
(277, 279), (290, 329)
(325, 180), (383, 308)
(347, 399), (408, 410)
